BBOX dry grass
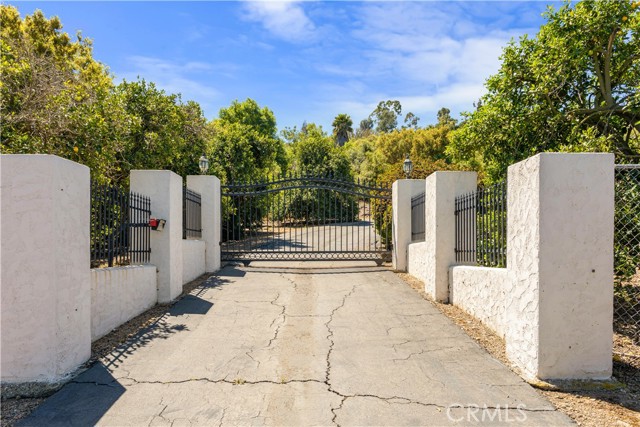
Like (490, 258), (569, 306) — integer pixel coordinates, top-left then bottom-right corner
(396, 272), (640, 427)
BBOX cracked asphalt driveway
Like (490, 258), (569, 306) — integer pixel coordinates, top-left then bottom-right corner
(21, 261), (573, 426)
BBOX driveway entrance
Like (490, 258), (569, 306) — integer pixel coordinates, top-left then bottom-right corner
(22, 262), (571, 426)
(221, 176), (392, 263)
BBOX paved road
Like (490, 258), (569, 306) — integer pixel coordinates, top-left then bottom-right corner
(22, 262), (573, 426)
(223, 221), (385, 256)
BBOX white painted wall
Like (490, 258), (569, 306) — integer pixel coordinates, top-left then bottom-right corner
(392, 180), (425, 271)
(186, 175), (221, 273)
(1, 155), (91, 383)
(422, 172), (477, 302)
(505, 153), (614, 380)
(130, 170), (183, 303)
(182, 239), (206, 284)
(91, 265), (157, 341)
(449, 266), (510, 338)
(404, 153), (614, 381)
(407, 242), (428, 283)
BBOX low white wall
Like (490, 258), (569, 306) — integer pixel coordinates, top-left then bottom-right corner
(449, 266), (510, 338)
(182, 239), (206, 284)
(392, 180), (426, 271)
(91, 265), (157, 341)
(407, 242), (428, 283)
(402, 153), (614, 381)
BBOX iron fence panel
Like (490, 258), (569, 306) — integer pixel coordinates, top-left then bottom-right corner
(221, 174), (392, 262)
(411, 192), (425, 242)
(183, 186), (202, 239)
(90, 180), (151, 268)
(454, 180), (507, 268)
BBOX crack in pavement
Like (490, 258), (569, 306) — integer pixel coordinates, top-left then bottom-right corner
(75, 271), (564, 427)
(73, 372), (557, 426)
(391, 346), (464, 362)
(148, 404), (169, 427)
(324, 285), (358, 386)
(330, 396), (347, 426)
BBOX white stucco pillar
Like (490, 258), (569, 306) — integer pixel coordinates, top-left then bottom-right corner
(423, 171), (477, 302)
(392, 179), (425, 271)
(1, 155), (91, 384)
(506, 153), (614, 380)
(130, 170), (183, 303)
(186, 175), (221, 273)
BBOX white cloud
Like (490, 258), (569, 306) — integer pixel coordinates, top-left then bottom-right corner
(242, 1), (316, 43)
(323, 81), (485, 127)
(117, 56), (230, 114)
(307, 2), (540, 125)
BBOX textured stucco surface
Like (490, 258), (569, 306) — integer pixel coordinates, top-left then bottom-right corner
(506, 153), (614, 380)
(182, 239), (206, 284)
(406, 153), (614, 381)
(537, 153), (613, 379)
(1, 155), (91, 383)
(131, 170), (184, 303)
(449, 266), (510, 338)
(422, 172), (477, 302)
(91, 266), (157, 341)
(186, 175), (221, 273)
(505, 155), (542, 379)
(407, 242), (428, 283)
(392, 180), (425, 271)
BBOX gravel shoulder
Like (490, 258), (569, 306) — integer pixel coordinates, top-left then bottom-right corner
(396, 272), (640, 427)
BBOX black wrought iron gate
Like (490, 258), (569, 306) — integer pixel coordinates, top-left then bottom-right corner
(221, 175), (392, 262)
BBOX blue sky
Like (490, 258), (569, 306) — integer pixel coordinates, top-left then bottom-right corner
(12, 1), (557, 132)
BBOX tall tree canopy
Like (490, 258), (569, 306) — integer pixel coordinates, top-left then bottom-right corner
(332, 113), (353, 146)
(0, 6), (121, 179)
(370, 100), (402, 133)
(367, 100), (420, 134)
(343, 109), (460, 183)
(209, 98), (286, 182)
(0, 6), (212, 184)
(448, 0), (640, 181)
(116, 80), (209, 182)
(288, 123), (351, 177)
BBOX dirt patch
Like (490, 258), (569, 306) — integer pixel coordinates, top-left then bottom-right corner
(0, 273), (212, 427)
(0, 398), (45, 427)
(396, 272), (640, 427)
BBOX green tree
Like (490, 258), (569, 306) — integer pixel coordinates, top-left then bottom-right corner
(403, 112), (420, 129)
(281, 123), (355, 223)
(0, 6), (213, 184)
(370, 100), (402, 133)
(356, 117), (374, 138)
(209, 98), (285, 182)
(218, 98), (277, 140)
(436, 107), (456, 127)
(448, 0), (640, 181)
(0, 6), (124, 180)
(332, 113), (353, 146)
(289, 123), (351, 177)
(115, 79), (208, 183)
